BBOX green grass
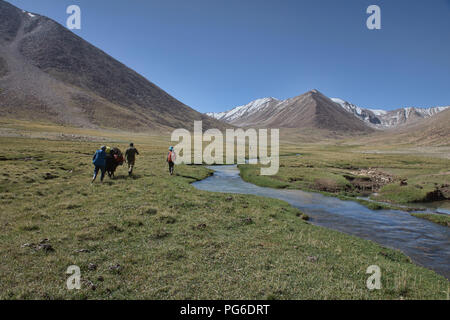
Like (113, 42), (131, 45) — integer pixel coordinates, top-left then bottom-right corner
(238, 144), (449, 210)
(239, 165), (290, 189)
(334, 196), (401, 211)
(0, 123), (448, 299)
(374, 184), (432, 204)
(411, 213), (450, 227)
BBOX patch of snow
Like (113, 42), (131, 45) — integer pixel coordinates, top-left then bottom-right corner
(22, 10), (36, 18)
(371, 109), (387, 116)
(206, 112), (226, 120)
(412, 106), (449, 117)
(330, 98), (345, 105)
(332, 98), (388, 117)
(207, 97), (280, 122)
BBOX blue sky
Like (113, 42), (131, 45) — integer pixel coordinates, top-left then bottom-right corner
(7, 0), (450, 112)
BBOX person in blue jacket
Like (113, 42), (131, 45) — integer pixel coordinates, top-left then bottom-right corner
(92, 145), (107, 183)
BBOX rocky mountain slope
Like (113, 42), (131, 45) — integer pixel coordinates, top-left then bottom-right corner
(0, 0), (224, 132)
(374, 108), (450, 146)
(210, 90), (373, 134)
(208, 91), (448, 132)
(331, 98), (449, 129)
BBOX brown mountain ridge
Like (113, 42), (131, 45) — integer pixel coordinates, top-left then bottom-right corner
(0, 0), (225, 132)
(209, 89), (374, 134)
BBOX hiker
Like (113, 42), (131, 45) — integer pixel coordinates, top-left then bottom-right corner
(105, 147), (114, 178)
(167, 146), (176, 175)
(92, 145), (107, 183)
(125, 143), (139, 176)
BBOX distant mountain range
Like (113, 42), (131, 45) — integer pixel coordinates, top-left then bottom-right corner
(363, 107), (450, 147)
(0, 0), (447, 140)
(330, 98), (449, 129)
(207, 92), (449, 131)
(208, 90), (373, 134)
(0, 0), (225, 132)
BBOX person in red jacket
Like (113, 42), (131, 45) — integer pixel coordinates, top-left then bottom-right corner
(167, 146), (176, 175)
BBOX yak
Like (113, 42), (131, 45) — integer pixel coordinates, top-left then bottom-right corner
(105, 147), (124, 178)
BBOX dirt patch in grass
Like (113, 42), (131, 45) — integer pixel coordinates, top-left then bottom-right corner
(314, 178), (343, 193)
(345, 168), (395, 192)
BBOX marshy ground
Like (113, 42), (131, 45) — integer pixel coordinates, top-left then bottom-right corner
(240, 143), (450, 226)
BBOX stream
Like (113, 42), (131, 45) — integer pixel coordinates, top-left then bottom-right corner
(192, 165), (450, 279)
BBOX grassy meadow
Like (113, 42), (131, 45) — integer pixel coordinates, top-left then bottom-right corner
(240, 143), (450, 226)
(0, 120), (449, 299)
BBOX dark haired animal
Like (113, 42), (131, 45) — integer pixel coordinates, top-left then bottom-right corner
(106, 147), (124, 178)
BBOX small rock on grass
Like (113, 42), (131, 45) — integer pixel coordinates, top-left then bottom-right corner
(38, 243), (54, 252)
(298, 213), (309, 221)
(75, 248), (90, 253)
(43, 173), (58, 180)
(196, 223), (207, 230)
(82, 279), (96, 291)
(21, 240), (54, 252)
(109, 264), (121, 272)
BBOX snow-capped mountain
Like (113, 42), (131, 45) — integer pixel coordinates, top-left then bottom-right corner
(206, 97), (280, 122)
(206, 91), (449, 130)
(206, 90), (372, 133)
(331, 98), (449, 128)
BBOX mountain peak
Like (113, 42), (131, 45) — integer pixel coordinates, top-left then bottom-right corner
(207, 90), (449, 134)
(0, 0), (226, 131)
(207, 90), (372, 134)
(302, 89), (331, 103)
(304, 89), (321, 96)
(206, 97), (279, 122)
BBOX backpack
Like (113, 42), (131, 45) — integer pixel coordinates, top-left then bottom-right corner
(167, 151), (173, 162)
